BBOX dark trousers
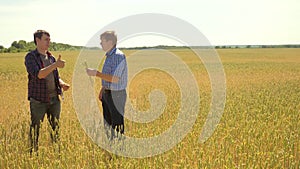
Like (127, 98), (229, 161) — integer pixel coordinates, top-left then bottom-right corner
(29, 96), (60, 153)
(101, 89), (126, 138)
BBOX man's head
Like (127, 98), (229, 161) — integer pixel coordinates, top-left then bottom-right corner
(100, 31), (117, 52)
(34, 30), (50, 50)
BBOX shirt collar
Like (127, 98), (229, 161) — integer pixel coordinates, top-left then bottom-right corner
(34, 48), (52, 57)
(106, 47), (117, 57)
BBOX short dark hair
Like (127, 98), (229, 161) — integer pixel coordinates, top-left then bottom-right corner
(33, 30), (50, 45)
(100, 31), (117, 46)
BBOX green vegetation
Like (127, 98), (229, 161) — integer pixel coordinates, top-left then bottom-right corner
(1, 40), (299, 53)
(0, 40), (84, 53)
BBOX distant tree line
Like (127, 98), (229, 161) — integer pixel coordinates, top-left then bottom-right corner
(0, 40), (84, 53)
(1, 41), (299, 53)
(123, 44), (300, 50)
(215, 44), (300, 49)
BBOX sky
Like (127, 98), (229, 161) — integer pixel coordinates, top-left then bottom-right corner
(0, 0), (299, 48)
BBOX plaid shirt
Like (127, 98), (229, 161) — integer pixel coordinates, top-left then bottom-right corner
(102, 47), (128, 90)
(25, 49), (62, 103)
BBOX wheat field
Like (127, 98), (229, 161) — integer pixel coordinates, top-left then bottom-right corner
(0, 48), (299, 168)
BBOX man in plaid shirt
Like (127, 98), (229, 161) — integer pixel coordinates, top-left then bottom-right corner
(25, 30), (70, 154)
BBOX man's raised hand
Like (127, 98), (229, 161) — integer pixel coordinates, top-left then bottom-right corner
(56, 54), (65, 68)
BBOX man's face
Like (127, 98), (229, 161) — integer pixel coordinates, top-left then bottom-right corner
(100, 37), (112, 52)
(36, 34), (50, 50)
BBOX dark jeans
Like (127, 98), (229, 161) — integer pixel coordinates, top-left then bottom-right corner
(101, 89), (126, 139)
(29, 96), (61, 153)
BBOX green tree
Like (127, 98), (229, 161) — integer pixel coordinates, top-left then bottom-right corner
(18, 40), (27, 49)
(11, 41), (19, 48)
(8, 46), (18, 53)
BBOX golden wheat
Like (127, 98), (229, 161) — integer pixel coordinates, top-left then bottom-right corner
(0, 48), (299, 168)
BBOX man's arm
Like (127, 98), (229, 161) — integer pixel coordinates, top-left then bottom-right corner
(38, 55), (65, 79)
(86, 68), (119, 83)
(96, 71), (120, 83)
(86, 55), (126, 83)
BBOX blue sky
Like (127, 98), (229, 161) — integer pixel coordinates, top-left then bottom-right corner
(0, 0), (299, 48)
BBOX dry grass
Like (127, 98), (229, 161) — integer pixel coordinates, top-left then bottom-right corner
(0, 48), (299, 168)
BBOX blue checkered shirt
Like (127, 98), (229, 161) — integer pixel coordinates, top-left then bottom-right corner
(102, 47), (128, 90)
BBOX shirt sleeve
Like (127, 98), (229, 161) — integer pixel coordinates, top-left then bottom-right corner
(112, 55), (126, 78)
(25, 53), (40, 78)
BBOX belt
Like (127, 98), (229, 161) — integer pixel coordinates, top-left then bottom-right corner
(104, 89), (125, 93)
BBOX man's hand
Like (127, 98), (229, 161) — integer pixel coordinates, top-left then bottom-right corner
(61, 83), (70, 91)
(38, 54), (65, 79)
(86, 68), (98, 76)
(99, 87), (104, 101)
(59, 79), (70, 91)
(55, 55), (65, 68)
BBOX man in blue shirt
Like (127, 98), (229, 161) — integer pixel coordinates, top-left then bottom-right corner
(86, 31), (128, 139)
